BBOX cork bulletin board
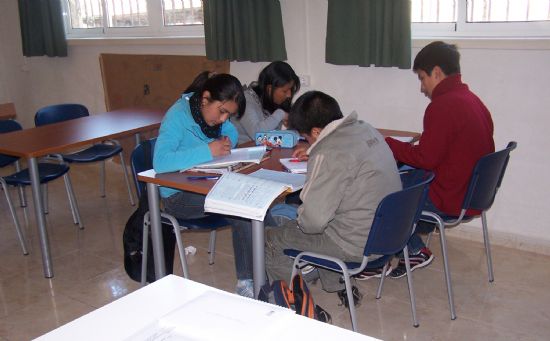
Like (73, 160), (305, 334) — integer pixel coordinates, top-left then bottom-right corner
(99, 54), (229, 161)
(99, 54), (229, 111)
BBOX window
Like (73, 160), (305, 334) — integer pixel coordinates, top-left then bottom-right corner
(62, 0), (550, 40)
(412, 0), (550, 37)
(62, 0), (204, 38)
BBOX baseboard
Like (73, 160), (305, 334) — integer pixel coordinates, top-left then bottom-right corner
(445, 224), (550, 256)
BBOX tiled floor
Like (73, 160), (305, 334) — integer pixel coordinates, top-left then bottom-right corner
(0, 161), (549, 340)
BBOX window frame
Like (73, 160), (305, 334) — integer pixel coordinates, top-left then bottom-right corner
(412, 0), (550, 38)
(61, 0), (205, 39)
(61, 0), (550, 40)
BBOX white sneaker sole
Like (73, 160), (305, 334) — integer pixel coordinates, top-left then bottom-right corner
(355, 266), (393, 281)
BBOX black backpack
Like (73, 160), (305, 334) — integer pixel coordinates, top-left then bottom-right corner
(123, 140), (176, 283)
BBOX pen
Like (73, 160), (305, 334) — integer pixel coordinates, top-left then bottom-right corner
(187, 176), (220, 180)
(289, 158), (302, 162)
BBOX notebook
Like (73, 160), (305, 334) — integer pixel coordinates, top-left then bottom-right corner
(279, 158), (307, 174)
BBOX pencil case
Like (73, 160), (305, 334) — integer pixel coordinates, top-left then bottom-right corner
(255, 130), (300, 148)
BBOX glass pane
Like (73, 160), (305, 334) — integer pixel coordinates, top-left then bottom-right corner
(467, 0), (550, 22)
(163, 0), (204, 26)
(412, 0), (457, 23)
(68, 0), (104, 28)
(105, 0), (149, 27)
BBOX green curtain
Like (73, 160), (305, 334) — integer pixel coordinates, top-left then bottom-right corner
(203, 0), (287, 62)
(326, 0), (411, 69)
(18, 0), (67, 57)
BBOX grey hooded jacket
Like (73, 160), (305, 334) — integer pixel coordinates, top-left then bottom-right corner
(297, 112), (401, 256)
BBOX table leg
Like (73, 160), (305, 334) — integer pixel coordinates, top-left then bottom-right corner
(147, 182), (166, 280)
(28, 157), (53, 278)
(251, 219), (265, 298)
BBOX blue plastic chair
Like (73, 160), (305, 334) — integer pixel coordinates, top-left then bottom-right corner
(35, 104), (135, 206)
(421, 141), (517, 321)
(0, 120), (29, 255)
(130, 138), (229, 285)
(1, 118), (84, 243)
(284, 169), (435, 331)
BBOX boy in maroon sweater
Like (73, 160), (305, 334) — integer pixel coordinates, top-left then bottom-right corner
(385, 41), (495, 278)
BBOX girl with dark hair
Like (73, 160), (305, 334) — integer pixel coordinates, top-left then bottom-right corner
(154, 72), (256, 297)
(233, 61), (300, 144)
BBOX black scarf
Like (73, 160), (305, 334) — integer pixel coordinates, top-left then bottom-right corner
(189, 93), (222, 139)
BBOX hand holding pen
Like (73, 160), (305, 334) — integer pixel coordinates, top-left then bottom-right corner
(291, 147), (309, 161)
(208, 136), (231, 157)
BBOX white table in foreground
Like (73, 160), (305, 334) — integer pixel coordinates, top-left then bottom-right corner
(35, 275), (379, 341)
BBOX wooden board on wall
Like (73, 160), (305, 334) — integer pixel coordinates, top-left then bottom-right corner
(99, 54), (229, 111)
(99, 54), (229, 162)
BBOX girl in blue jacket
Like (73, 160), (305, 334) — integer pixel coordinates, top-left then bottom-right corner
(153, 72), (255, 297)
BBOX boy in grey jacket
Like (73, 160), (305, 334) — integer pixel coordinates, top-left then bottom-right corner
(265, 91), (401, 304)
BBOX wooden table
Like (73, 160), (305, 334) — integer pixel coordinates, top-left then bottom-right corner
(138, 128), (420, 297)
(0, 108), (165, 278)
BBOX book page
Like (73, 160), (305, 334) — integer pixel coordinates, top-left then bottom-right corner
(390, 136), (414, 143)
(128, 290), (293, 341)
(204, 172), (287, 220)
(189, 146), (266, 170)
(248, 169), (306, 192)
(279, 158), (307, 174)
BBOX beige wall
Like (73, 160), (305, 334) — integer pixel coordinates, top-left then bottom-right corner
(2, 0), (550, 253)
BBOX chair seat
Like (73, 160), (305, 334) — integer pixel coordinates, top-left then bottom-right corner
(62, 144), (122, 163)
(283, 248), (392, 272)
(421, 213), (477, 225)
(165, 214), (229, 230)
(0, 154), (18, 168)
(3, 163), (70, 185)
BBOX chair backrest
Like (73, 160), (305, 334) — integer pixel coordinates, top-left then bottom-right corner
(462, 141), (517, 211)
(35, 104), (89, 126)
(364, 169), (434, 256)
(130, 138), (157, 198)
(0, 119), (22, 167)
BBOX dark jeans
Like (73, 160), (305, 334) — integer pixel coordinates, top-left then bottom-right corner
(400, 169), (442, 254)
(163, 191), (273, 280)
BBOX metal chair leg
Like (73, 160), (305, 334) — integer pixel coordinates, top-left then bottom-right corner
(141, 213), (150, 286)
(425, 231), (433, 247)
(376, 262), (389, 299)
(63, 173), (84, 229)
(100, 160), (106, 198)
(208, 230), (217, 265)
(42, 184), (49, 214)
(162, 213), (189, 278)
(423, 211), (456, 320)
(119, 154), (135, 206)
(403, 246), (419, 327)
(14, 161), (27, 208)
(1, 180), (29, 255)
(481, 212), (495, 282)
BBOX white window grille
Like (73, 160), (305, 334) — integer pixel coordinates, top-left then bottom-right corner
(63, 0), (203, 38)
(412, 0), (550, 37)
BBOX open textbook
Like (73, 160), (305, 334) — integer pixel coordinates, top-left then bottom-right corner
(181, 145), (267, 172)
(248, 169), (306, 192)
(205, 171), (297, 220)
(279, 158), (307, 174)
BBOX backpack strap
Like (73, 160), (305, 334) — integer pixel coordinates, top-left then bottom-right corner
(291, 273), (316, 318)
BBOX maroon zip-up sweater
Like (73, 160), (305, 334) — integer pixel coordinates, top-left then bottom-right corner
(386, 74), (495, 216)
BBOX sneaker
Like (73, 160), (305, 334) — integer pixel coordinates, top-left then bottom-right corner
(235, 279), (254, 298)
(336, 285), (363, 308)
(301, 264), (315, 275)
(389, 247), (434, 279)
(355, 264), (393, 281)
